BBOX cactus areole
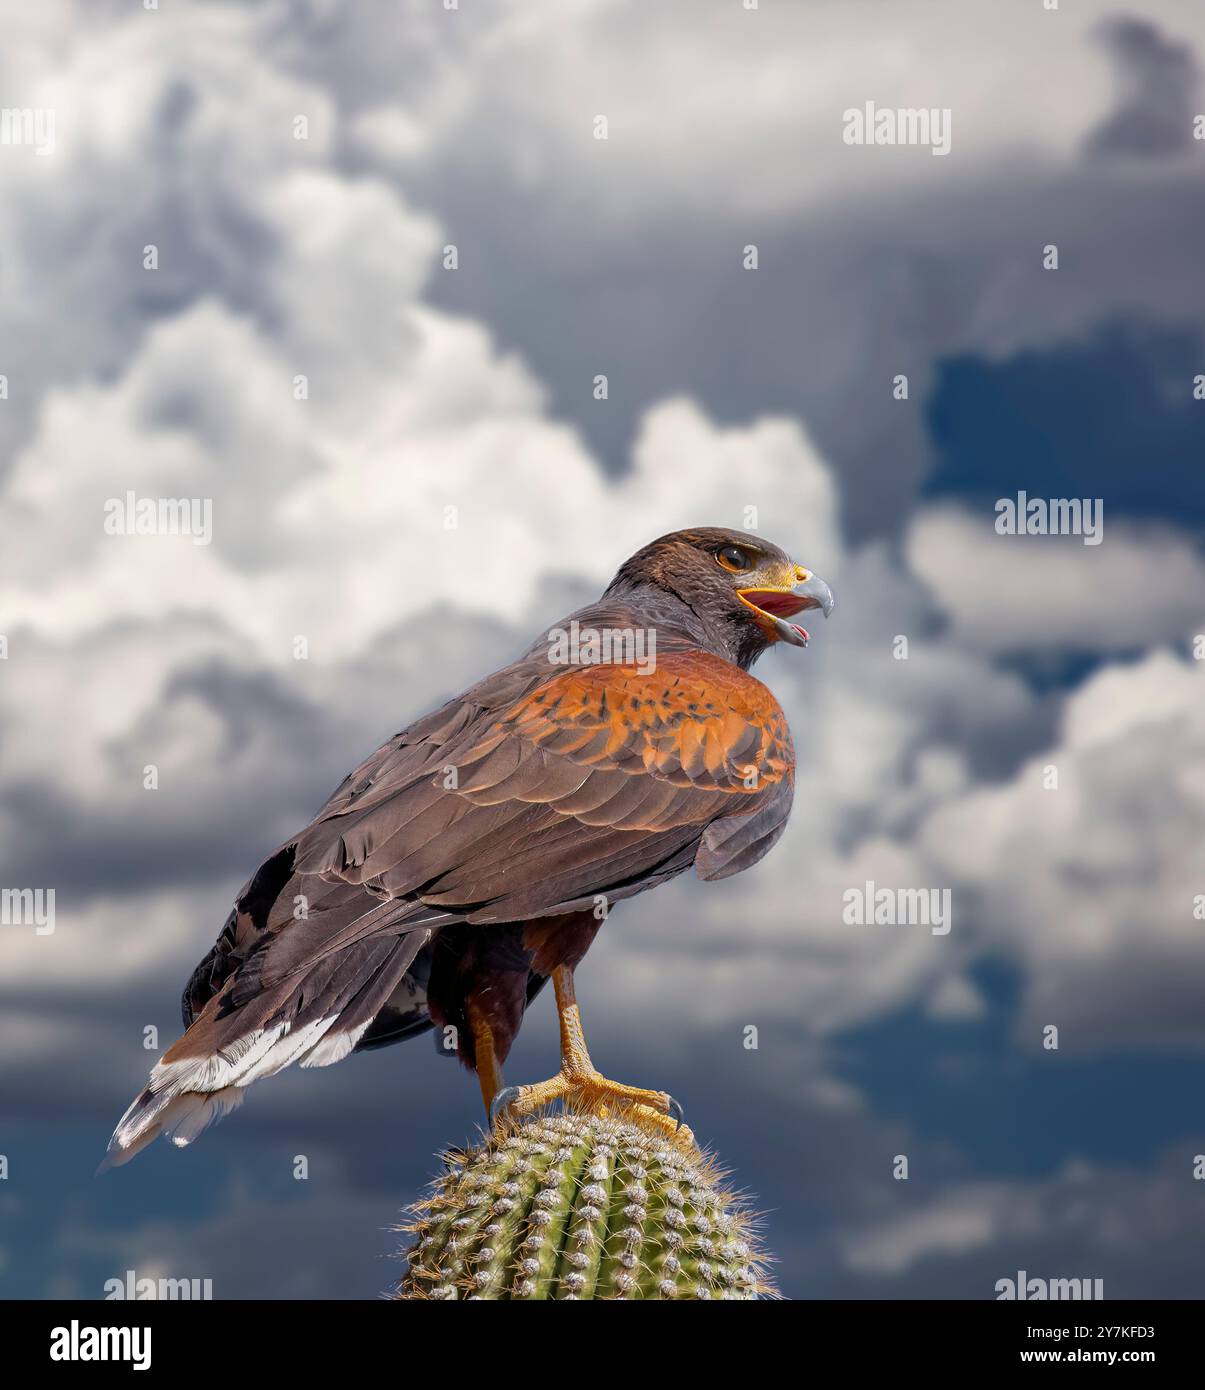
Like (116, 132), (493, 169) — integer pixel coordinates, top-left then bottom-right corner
(396, 1110), (774, 1300)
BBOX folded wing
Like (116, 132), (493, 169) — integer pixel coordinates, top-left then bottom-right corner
(106, 646), (793, 1163)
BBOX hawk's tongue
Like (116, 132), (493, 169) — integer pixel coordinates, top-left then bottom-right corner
(745, 589), (810, 618)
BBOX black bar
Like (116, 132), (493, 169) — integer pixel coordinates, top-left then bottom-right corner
(0, 1297), (1192, 1375)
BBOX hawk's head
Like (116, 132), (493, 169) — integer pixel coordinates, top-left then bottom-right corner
(605, 526), (834, 668)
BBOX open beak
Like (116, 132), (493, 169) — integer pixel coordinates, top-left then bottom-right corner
(737, 567), (835, 649)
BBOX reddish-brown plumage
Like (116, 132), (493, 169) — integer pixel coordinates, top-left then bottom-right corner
(506, 652), (793, 794)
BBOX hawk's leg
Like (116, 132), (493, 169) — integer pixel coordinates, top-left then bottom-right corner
(490, 965), (694, 1148)
(467, 1009), (505, 1114)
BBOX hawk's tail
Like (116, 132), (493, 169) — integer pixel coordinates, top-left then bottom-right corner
(101, 928), (433, 1168)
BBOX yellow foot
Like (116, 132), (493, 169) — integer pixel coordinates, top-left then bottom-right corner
(491, 1070), (695, 1150)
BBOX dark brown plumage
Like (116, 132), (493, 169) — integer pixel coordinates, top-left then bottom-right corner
(106, 527), (832, 1163)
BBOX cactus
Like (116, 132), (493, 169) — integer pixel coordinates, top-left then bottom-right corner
(395, 1109), (774, 1300)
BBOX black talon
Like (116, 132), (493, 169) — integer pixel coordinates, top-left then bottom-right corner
(667, 1095), (685, 1130)
(490, 1086), (520, 1128)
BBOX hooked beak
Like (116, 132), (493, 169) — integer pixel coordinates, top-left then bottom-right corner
(737, 567), (835, 649)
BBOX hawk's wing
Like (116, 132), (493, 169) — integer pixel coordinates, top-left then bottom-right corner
(292, 647), (795, 921)
(106, 648), (793, 1163)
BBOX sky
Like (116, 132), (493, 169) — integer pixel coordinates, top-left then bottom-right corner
(1, 0), (1204, 1300)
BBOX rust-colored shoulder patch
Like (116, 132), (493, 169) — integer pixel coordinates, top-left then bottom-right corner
(504, 651), (794, 792)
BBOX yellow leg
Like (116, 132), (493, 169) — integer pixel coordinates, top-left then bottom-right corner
(493, 965), (695, 1149)
(468, 1009), (504, 1115)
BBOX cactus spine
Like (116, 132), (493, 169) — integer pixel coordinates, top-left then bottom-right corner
(396, 1110), (773, 1300)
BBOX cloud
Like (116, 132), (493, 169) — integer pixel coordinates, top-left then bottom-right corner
(906, 505), (1205, 652)
(924, 650), (1205, 1050)
(58, 1180), (404, 1300)
(345, 0), (1127, 217)
(1086, 16), (1200, 159)
(0, 1), (339, 462)
(837, 1150), (1205, 1298)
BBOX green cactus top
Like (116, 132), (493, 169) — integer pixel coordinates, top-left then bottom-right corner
(396, 1110), (774, 1300)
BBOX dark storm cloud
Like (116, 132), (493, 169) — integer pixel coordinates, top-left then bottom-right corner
(317, 6), (1205, 542)
(0, 654), (334, 898)
(1086, 17), (1200, 159)
(416, 165), (1205, 540)
(827, 1147), (1205, 1300)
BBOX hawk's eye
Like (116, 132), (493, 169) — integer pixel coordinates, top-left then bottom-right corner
(716, 545), (752, 573)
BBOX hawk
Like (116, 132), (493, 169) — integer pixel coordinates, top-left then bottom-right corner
(106, 527), (833, 1163)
